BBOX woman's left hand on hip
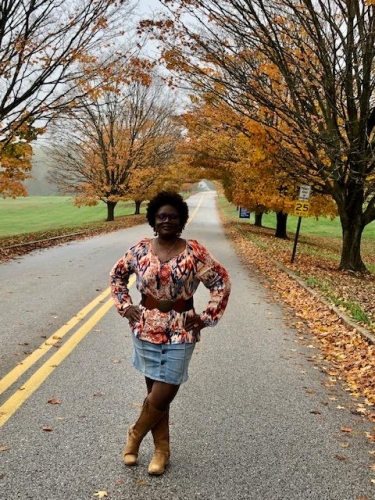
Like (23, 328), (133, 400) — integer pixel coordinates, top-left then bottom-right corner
(184, 313), (205, 331)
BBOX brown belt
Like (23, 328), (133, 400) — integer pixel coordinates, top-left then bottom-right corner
(141, 294), (193, 313)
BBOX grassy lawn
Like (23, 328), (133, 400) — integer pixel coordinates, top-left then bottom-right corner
(220, 201), (375, 241)
(3, 194), (375, 242)
(0, 197), (145, 237)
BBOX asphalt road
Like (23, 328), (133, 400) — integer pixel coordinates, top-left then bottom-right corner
(0, 191), (374, 500)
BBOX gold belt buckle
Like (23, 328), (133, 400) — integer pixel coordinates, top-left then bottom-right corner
(158, 299), (172, 313)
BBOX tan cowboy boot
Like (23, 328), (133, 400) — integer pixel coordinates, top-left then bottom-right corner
(148, 407), (170, 475)
(122, 399), (166, 466)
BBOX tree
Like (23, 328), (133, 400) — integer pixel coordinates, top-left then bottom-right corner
(0, 117), (45, 197)
(180, 94), (337, 238)
(143, 0), (375, 272)
(48, 78), (183, 221)
(0, 0), (134, 197)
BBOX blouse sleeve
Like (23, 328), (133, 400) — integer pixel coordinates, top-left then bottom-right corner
(193, 241), (231, 327)
(109, 246), (137, 317)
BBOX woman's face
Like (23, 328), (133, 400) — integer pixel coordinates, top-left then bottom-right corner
(155, 204), (181, 238)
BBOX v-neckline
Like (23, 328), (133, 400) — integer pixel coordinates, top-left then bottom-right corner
(150, 238), (187, 264)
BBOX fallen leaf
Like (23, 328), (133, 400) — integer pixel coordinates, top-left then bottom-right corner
(334, 454), (348, 462)
(114, 480), (124, 486)
(0, 446), (10, 452)
(310, 410), (321, 415)
(340, 442), (350, 448)
(112, 359), (121, 364)
(41, 426), (53, 432)
(341, 427), (352, 433)
(137, 480), (148, 486)
(336, 406), (346, 410)
(48, 398), (61, 405)
(93, 492), (108, 498)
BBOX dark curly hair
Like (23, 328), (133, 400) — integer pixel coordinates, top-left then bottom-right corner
(146, 191), (189, 232)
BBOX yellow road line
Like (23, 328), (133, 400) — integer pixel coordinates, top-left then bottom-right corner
(0, 287), (111, 396)
(0, 298), (113, 427)
(0, 275), (135, 427)
(187, 194), (204, 223)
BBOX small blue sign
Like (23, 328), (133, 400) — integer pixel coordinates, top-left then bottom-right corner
(239, 207), (250, 219)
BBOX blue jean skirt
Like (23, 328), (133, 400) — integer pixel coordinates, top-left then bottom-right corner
(131, 333), (196, 385)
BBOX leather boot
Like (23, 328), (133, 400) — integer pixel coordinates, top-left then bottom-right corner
(122, 399), (166, 466)
(148, 407), (170, 475)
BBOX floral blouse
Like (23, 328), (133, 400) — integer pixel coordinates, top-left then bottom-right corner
(110, 238), (231, 344)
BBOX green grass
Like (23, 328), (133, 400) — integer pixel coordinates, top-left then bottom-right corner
(0, 196), (145, 237)
(219, 199), (375, 241)
(338, 301), (371, 324)
(304, 276), (371, 324)
(3, 193), (375, 243)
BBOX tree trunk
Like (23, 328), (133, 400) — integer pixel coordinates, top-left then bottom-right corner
(339, 218), (366, 271)
(134, 200), (142, 215)
(254, 213), (263, 226)
(275, 211), (288, 238)
(336, 179), (367, 272)
(106, 201), (117, 221)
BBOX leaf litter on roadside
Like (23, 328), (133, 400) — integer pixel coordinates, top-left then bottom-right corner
(222, 221), (375, 433)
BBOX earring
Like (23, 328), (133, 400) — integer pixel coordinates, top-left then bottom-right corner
(154, 229), (158, 236)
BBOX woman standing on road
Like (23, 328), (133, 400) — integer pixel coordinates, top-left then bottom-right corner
(110, 191), (231, 475)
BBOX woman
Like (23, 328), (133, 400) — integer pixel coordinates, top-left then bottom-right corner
(110, 191), (231, 475)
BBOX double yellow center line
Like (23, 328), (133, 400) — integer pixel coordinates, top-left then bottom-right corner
(0, 194), (205, 427)
(0, 278), (133, 427)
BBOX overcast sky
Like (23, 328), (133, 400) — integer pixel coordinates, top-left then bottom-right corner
(137, 0), (165, 16)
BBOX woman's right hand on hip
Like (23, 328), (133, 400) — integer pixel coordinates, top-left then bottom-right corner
(124, 305), (141, 323)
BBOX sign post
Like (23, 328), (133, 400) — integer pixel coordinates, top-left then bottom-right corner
(291, 185), (311, 263)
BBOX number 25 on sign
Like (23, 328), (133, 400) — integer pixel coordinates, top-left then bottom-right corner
(294, 201), (310, 217)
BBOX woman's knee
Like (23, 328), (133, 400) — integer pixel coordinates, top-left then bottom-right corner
(148, 381), (179, 410)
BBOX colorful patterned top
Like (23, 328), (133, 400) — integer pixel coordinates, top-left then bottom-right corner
(110, 238), (231, 344)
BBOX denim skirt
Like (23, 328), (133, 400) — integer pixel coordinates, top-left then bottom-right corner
(131, 333), (196, 385)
